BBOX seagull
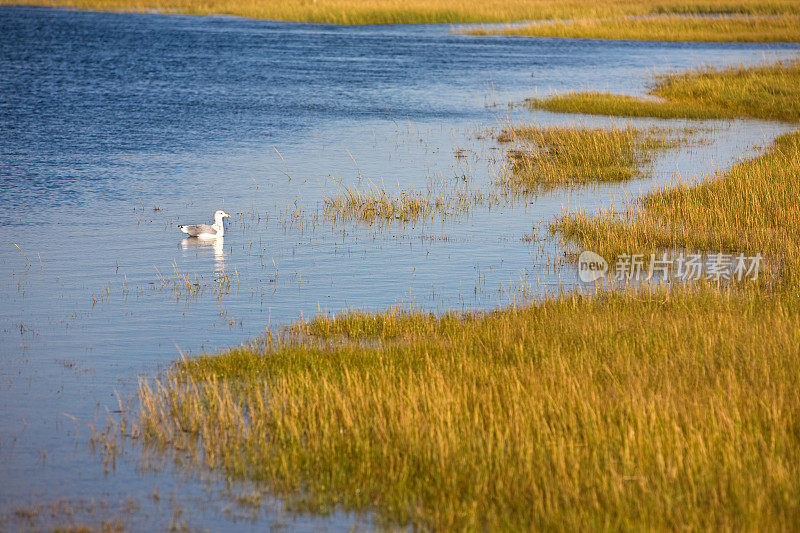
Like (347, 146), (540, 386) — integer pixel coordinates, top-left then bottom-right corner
(178, 210), (231, 238)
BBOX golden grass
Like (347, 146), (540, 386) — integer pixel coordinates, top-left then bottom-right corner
(322, 180), (490, 224)
(4, 0), (800, 24)
(496, 124), (687, 190)
(466, 14), (800, 42)
(554, 130), (800, 285)
(136, 284), (800, 530)
(529, 59), (800, 122)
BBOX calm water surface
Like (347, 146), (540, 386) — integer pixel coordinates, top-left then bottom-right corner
(0, 6), (797, 529)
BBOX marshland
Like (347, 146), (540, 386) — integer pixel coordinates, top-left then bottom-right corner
(1, 3), (799, 531)
(465, 14), (800, 42)
(5, 0), (800, 23)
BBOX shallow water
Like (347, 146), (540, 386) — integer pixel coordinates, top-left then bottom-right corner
(0, 6), (797, 529)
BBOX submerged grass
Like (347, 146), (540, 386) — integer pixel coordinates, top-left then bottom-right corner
(496, 124), (687, 190)
(322, 180), (490, 224)
(529, 59), (800, 122)
(5, 0), (800, 24)
(466, 14), (800, 42)
(134, 129), (800, 529)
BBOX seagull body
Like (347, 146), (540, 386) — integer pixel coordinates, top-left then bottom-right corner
(178, 210), (231, 238)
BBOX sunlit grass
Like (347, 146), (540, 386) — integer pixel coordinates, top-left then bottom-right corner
(5, 0), (800, 24)
(136, 283), (800, 530)
(554, 130), (800, 285)
(496, 124), (688, 190)
(322, 180), (490, 224)
(529, 59), (800, 122)
(465, 14), (800, 42)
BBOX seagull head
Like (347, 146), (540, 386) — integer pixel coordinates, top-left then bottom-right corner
(214, 210), (231, 225)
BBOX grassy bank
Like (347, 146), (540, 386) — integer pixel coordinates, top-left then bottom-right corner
(465, 14), (800, 42)
(138, 291), (800, 529)
(4, 0), (800, 24)
(529, 59), (800, 122)
(555, 130), (800, 283)
(496, 125), (688, 190)
(133, 128), (800, 529)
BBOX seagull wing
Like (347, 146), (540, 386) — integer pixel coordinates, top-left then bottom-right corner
(179, 224), (217, 237)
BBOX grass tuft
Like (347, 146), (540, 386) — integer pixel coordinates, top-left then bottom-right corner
(496, 124), (689, 190)
(322, 180), (490, 224)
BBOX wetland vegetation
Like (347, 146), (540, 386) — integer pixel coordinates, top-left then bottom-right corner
(496, 125), (690, 190)
(122, 53), (800, 529)
(554, 130), (800, 279)
(7, 2), (796, 529)
(322, 179), (492, 225)
(465, 13), (800, 42)
(4, 0), (800, 24)
(529, 59), (800, 122)
(135, 282), (800, 529)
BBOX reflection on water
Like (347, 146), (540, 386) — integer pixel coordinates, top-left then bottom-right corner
(181, 236), (226, 272)
(0, 5), (798, 531)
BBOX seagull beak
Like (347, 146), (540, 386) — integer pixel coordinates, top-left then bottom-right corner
(225, 214), (231, 218)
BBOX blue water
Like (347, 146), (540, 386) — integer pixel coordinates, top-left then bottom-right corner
(0, 5), (797, 530)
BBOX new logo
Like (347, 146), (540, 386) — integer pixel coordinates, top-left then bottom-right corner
(577, 250), (608, 283)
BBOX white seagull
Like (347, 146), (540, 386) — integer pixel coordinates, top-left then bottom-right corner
(178, 210), (231, 238)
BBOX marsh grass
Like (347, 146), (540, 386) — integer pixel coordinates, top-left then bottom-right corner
(554, 130), (800, 285)
(496, 125), (688, 191)
(135, 278), (800, 530)
(1, 500), (128, 532)
(5, 0), (800, 24)
(529, 59), (800, 122)
(466, 14), (800, 42)
(322, 179), (491, 224)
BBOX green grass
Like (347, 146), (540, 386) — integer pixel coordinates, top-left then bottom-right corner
(529, 59), (800, 122)
(5, 0), (800, 24)
(496, 125), (688, 190)
(465, 14), (800, 42)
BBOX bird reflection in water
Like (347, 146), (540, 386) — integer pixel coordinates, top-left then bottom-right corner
(180, 236), (226, 274)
